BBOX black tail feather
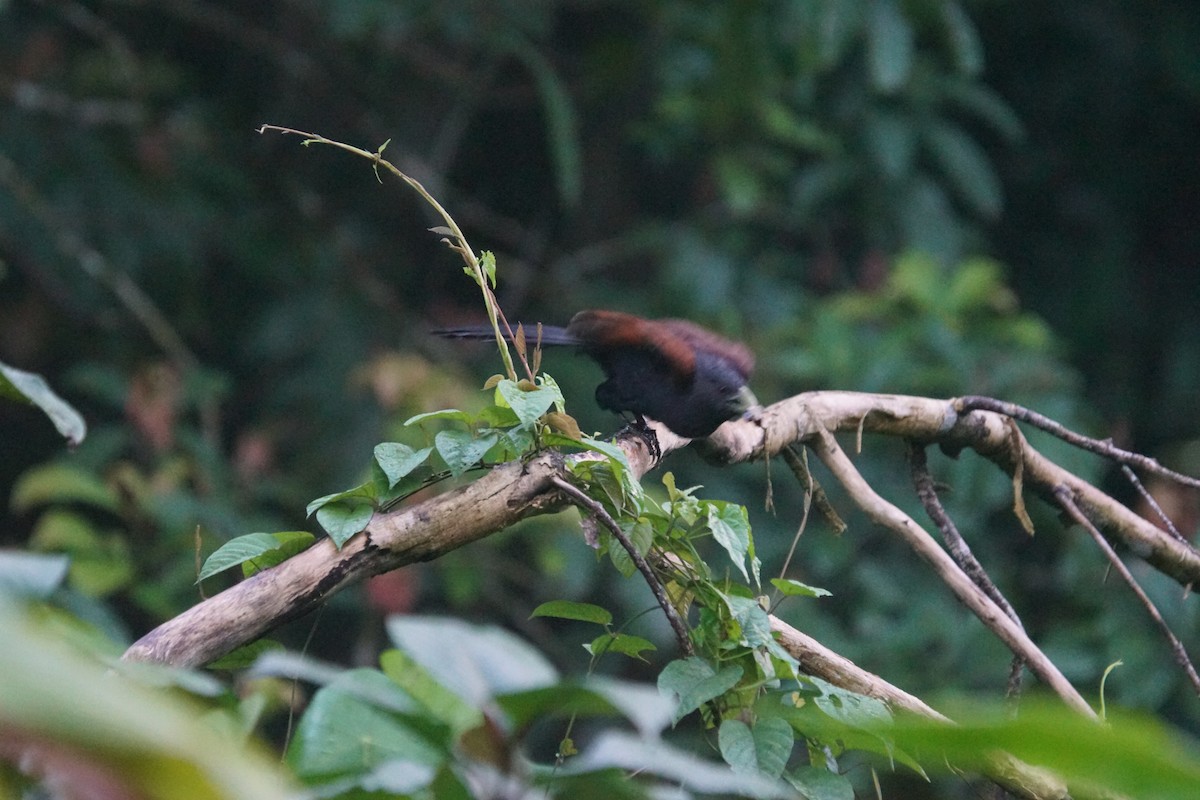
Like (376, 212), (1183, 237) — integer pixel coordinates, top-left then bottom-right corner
(433, 323), (579, 346)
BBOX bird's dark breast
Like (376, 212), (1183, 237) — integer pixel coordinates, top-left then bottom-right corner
(591, 348), (742, 438)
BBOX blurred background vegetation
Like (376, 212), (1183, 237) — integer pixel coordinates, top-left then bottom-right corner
(2, 0), (1199, 793)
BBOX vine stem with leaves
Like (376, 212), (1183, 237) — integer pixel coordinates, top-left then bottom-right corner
(257, 125), (533, 382)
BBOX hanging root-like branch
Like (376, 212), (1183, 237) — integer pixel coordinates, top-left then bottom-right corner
(907, 442), (1025, 628)
(1053, 485), (1200, 698)
(549, 475), (693, 656)
(908, 441), (1028, 697)
(780, 443), (846, 533)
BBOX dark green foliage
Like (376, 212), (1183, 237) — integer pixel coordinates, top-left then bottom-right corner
(2, 1), (1200, 797)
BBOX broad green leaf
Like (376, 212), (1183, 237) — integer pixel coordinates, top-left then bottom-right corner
(809, 677), (893, 729)
(495, 379), (559, 428)
(404, 408), (473, 427)
(250, 654), (418, 714)
(356, 760), (438, 795)
(434, 429), (498, 476)
(553, 434), (631, 472)
(884, 700), (1200, 800)
(0, 597), (294, 800)
(786, 765), (855, 800)
(776, 688), (917, 774)
(197, 532), (279, 582)
(10, 464), (119, 513)
(305, 480), (377, 517)
(719, 717), (794, 779)
(706, 502), (752, 582)
(374, 443), (433, 488)
(531, 600), (613, 625)
(386, 617), (558, 708)
(286, 671), (442, 779)
(770, 578), (832, 598)
(565, 731), (793, 799)
(380, 649), (482, 738)
(657, 657), (744, 725)
(0, 360), (87, 446)
(476, 404), (520, 428)
(496, 684), (621, 731)
(866, 0), (914, 92)
(242, 531), (315, 577)
(0, 551), (70, 599)
(723, 594), (775, 650)
(535, 372), (567, 412)
(197, 531), (314, 582)
(586, 633), (656, 661)
(606, 534), (638, 578)
(585, 677), (676, 738)
(625, 517), (654, 556)
(316, 502), (374, 548)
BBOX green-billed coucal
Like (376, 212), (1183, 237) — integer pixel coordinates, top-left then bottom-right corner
(435, 309), (758, 438)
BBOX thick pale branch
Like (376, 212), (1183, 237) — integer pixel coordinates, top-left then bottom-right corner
(124, 453), (570, 667)
(769, 616), (947, 721)
(706, 391), (1200, 587)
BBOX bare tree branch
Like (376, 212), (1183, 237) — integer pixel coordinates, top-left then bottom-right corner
(1054, 486), (1200, 697)
(706, 392), (1200, 587)
(956, 395), (1200, 490)
(808, 423), (1095, 717)
(908, 441), (1028, 697)
(124, 452), (572, 667)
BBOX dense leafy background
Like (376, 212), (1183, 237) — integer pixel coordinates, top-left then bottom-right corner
(2, 1), (1199, 796)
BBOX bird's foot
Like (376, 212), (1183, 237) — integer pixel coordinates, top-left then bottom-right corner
(619, 414), (661, 461)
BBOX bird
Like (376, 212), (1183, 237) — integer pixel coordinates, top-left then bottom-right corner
(435, 309), (759, 438)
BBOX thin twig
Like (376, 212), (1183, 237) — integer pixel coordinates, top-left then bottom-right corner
(260, 125), (520, 383)
(907, 442), (1027, 698)
(956, 396), (1200, 489)
(1053, 485), (1200, 697)
(550, 476), (693, 655)
(1122, 465), (1189, 544)
(907, 443), (1025, 628)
